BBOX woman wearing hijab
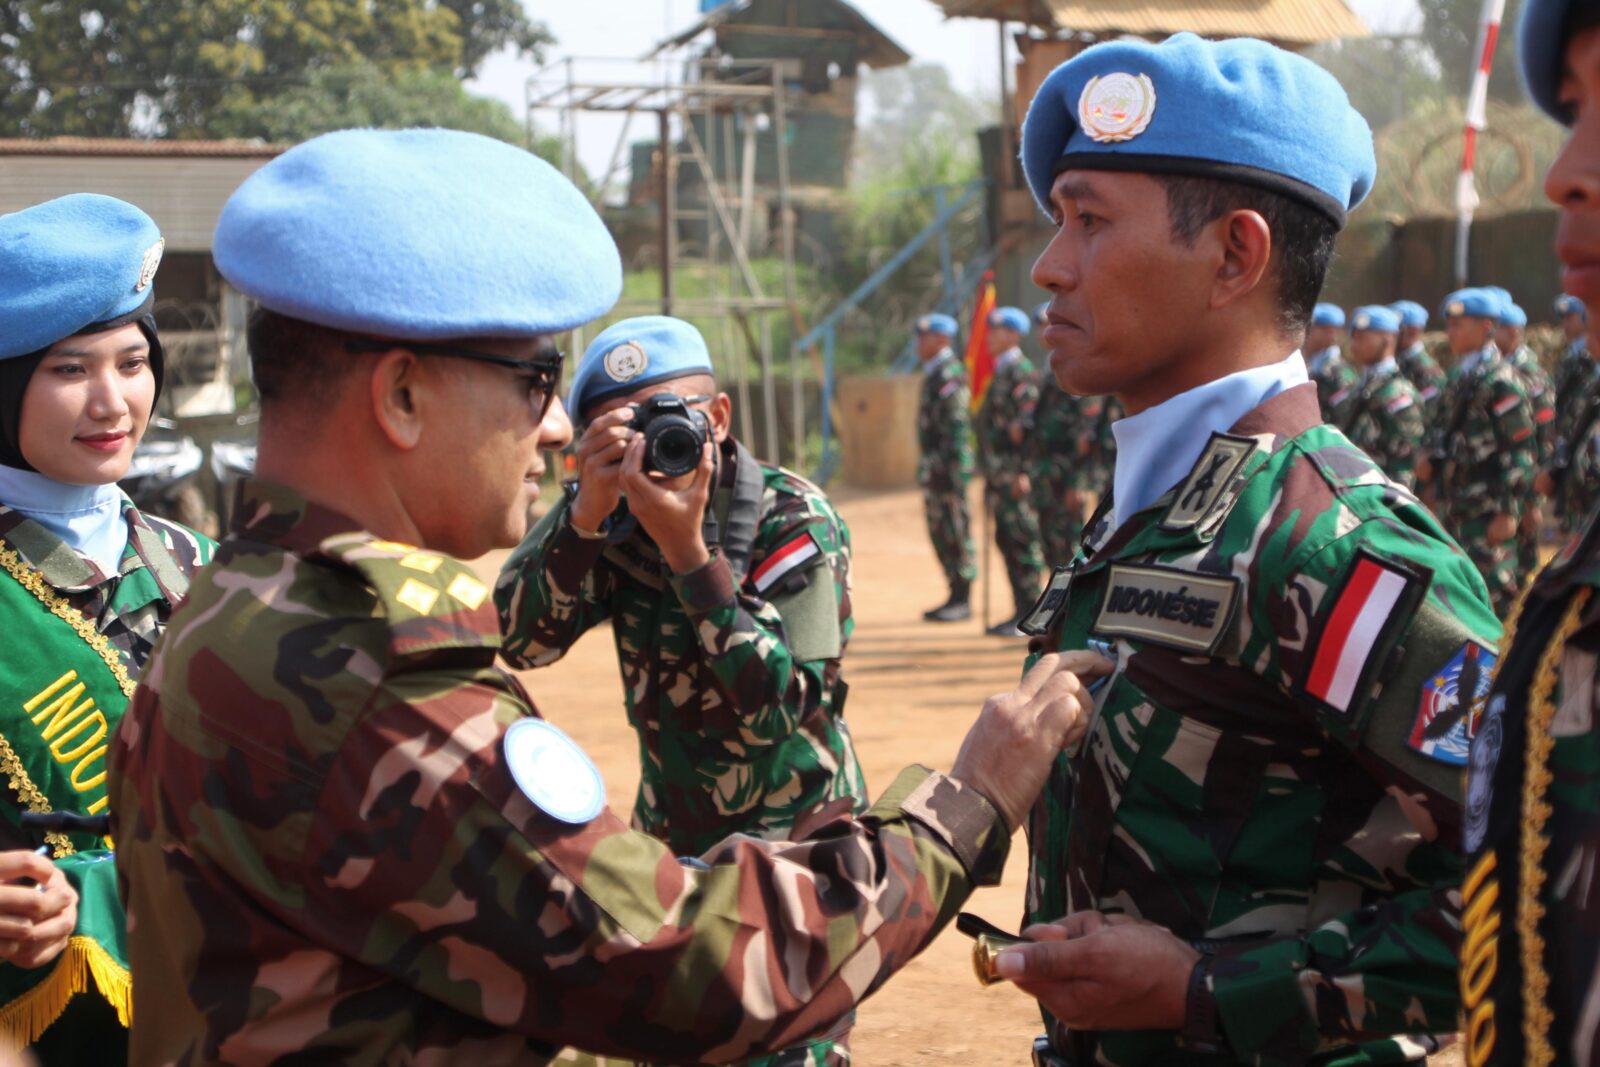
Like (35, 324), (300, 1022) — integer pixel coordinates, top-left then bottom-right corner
(0, 194), (212, 1059)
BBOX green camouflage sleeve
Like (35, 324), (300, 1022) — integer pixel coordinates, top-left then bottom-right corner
(1209, 519), (1498, 1064)
(977, 394), (1005, 483)
(667, 502), (850, 750)
(1486, 374), (1538, 519)
(495, 498), (613, 669)
(942, 373), (974, 481)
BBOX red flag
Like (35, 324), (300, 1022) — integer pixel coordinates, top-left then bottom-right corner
(965, 273), (997, 413)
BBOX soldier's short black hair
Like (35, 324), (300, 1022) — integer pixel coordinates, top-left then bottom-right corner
(247, 308), (360, 409)
(1154, 174), (1337, 337)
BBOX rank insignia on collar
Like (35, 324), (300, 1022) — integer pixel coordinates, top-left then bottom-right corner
(1160, 432), (1256, 533)
(1020, 564), (1076, 637)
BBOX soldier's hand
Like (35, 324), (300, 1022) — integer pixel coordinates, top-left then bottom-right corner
(1013, 474), (1031, 500)
(619, 434), (715, 574)
(995, 914), (1198, 1031)
(1487, 512), (1517, 546)
(0, 852), (76, 970)
(1522, 505), (1544, 536)
(1535, 469), (1555, 497)
(1063, 488), (1083, 514)
(1076, 436), (1092, 458)
(950, 650), (1112, 831)
(570, 406), (638, 533)
(1415, 455), (1433, 483)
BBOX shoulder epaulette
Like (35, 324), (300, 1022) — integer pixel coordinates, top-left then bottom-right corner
(314, 534), (500, 661)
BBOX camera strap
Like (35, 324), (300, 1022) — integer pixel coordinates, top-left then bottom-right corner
(713, 440), (765, 584)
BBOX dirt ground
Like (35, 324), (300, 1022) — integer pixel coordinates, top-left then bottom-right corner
(485, 482), (1466, 1067)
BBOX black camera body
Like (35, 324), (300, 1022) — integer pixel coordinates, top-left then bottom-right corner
(630, 394), (711, 477)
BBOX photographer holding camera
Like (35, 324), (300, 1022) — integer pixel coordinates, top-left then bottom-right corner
(496, 314), (866, 1025)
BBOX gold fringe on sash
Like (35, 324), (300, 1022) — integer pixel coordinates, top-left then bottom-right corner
(0, 935), (131, 1045)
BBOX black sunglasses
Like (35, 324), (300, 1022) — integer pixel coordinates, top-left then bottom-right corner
(344, 339), (565, 421)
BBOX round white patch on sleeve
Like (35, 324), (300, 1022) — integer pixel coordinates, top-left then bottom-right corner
(503, 718), (606, 824)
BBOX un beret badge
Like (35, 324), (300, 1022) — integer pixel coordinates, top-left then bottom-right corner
(1354, 313), (1371, 329)
(136, 238), (165, 292)
(1448, 301), (1465, 316)
(604, 340), (648, 382)
(1078, 73), (1157, 144)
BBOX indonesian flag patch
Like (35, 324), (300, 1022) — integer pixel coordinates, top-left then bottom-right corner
(1386, 394), (1414, 414)
(1300, 551), (1427, 718)
(1492, 394), (1521, 417)
(750, 532), (822, 594)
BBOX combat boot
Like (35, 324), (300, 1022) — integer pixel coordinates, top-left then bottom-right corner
(923, 579), (971, 622)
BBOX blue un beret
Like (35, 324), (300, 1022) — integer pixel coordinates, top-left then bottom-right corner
(1501, 303), (1529, 328)
(1389, 300), (1429, 329)
(1520, 0), (1598, 124)
(989, 306), (1031, 336)
(1312, 303), (1346, 328)
(1442, 288), (1502, 320)
(916, 313), (958, 338)
(1020, 32), (1375, 227)
(1556, 293), (1588, 318)
(569, 315), (714, 419)
(1351, 305), (1400, 334)
(0, 194), (165, 362)
(214, 128), (621, 340)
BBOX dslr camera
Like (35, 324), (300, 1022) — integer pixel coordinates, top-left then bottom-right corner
(630, 394), (711, 477)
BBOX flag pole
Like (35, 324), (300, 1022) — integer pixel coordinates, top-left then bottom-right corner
(1456, 0), (1506, 287)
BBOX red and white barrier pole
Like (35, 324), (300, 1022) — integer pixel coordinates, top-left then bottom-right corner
(1456, 0), (1506, 286)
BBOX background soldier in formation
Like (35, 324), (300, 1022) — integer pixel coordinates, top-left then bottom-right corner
(913, 313), (976, 622)
(1390, 299), (1447, 417)
(1340, 305), (1425, 489)
(1494, 298), (1556, 572)
(975, 306), (1044, 635)
(1461, 4), (1600, 1064)
(1028, 301), (1092, 564)
(1419, 288), (1537, 614)
(1542, 301), (1600, 532)
(108, 126), (1106, 1065)
(1305, 302), (1356, 421)
(1000, 32), (1500, 1067)
(1553, 292), (1591, 405)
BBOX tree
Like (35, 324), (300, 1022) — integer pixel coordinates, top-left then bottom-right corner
(1308, 36), (1448, 131)
(852, 62), (994, 184)
(1418, 0), (1527, 103)
(0, 0), (551, 138)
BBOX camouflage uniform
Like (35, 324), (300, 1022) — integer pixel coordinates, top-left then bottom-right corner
(497, 438), (866, 858)
(1024, 382), (1500, 1067)
(916, 348), (976, 587)
(1460, 509), (1600, 1067)
(1397, 341), (1447, 419)
(976, 349), (1044, 610)
(1306, 346), (1358, 424)
(1428, 344), (1538, 614)
(1507, 344), (1559, 572)
(1553, 336), (1592, 426)
(0, 500), (210, 1059)
(109, 478), (1011, 1066)
(1341, 359), (1425, 489)
(1553, 359), (1600, 529)
(1029, 377), (1094, 565)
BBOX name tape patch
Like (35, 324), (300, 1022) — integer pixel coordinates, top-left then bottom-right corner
(1092, 563), (1239, 655)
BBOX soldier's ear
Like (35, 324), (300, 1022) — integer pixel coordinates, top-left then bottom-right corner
(369, 348), (425, 451)
(709, 392), (733, 443)
(1211, 209), (1273, 314)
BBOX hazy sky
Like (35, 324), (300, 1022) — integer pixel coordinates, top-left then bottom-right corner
(472, 0), (1423, 179)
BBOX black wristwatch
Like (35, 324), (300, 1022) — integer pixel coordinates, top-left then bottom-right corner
(1180, 954), (1225, 1055)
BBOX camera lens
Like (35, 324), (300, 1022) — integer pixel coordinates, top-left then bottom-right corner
(646, 419), (703, 477)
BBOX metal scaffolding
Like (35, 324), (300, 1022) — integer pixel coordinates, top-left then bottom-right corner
(527, 54), (805, 468)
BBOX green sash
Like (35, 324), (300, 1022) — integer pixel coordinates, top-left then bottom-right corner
(0, 544), (133, 1043)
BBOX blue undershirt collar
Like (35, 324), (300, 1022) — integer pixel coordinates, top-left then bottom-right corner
(0, 464), (129, 574)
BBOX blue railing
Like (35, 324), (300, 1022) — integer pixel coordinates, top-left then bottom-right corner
(797, 179), (988, 483)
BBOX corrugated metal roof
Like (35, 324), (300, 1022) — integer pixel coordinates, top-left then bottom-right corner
(654, 0), (912, 68)
(933, 0), (1369, 43)
(0, 138), (284, 158)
